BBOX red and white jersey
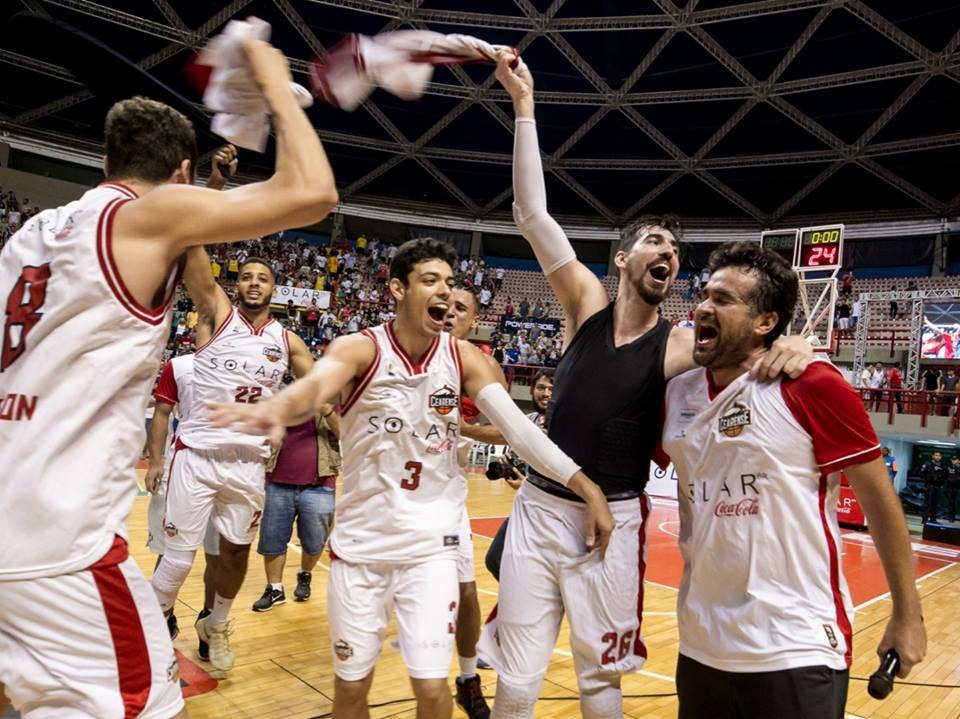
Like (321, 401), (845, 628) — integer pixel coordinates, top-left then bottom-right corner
(0, 182), (179, 580)
(177, 307), (288, 456)
(661, 360), (881, 673)
(154, 353), (196, 424)
(332, 323), (465, 563)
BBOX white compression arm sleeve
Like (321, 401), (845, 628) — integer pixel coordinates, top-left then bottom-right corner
(512, 118), (577, 276)
(474, 383), (579, 487)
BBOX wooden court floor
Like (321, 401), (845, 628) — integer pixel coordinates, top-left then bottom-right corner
(124, 469), (960, 719)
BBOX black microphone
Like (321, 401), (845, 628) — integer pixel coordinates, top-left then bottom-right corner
(868, 649), (900, 699)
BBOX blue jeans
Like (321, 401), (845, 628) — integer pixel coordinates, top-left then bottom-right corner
(257, 482), (335, 557)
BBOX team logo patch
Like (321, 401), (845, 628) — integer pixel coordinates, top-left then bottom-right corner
(443, 535), (460, 547)
(718, 403), (751, 437)
(334, 639), (354, 661)
(429, 385), (459, 416)
(823, 624), (838, 649)
(262, 344), (283, 363)
(163, 521), (178, 538)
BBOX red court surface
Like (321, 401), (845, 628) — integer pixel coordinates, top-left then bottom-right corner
(472, 496), (958, 608)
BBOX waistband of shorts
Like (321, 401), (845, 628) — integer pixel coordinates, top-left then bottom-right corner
(521, 479), (645, 518)
(526, 472), (641, 502)
(175, 437), (265, 463)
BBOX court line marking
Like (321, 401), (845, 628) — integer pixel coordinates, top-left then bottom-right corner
(853, 560), (957, 612)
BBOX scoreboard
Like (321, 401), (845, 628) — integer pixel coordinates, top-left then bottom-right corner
(798, 224), (843, 270)
(760, 229), (798, 266)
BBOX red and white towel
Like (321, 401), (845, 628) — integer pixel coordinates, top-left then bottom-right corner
(309, 30), (524, 111)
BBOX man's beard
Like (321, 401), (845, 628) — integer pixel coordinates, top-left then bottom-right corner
(239, 295), (270, 312)
(634, 278), (669, 306)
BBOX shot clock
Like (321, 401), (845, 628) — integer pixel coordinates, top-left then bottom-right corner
(798, 224), (844, 270)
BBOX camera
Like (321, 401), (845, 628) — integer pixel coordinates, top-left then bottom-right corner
(486, 449), (526, 480)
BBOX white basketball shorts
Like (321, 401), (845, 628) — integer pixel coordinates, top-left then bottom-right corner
(0, 537), (184, 719)
(163, 441), (265, 551)
(457, 507), (475, 584)
(327, 557), (459, 681)
(478, 482), (651, 693)
(147, 471), (220, 556)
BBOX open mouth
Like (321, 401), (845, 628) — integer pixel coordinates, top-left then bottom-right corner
(649, 264), (671, 282)
(427, 304), (448, 323)
(696, 324), (718, 345)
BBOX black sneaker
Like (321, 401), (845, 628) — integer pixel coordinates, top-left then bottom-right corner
(455, 675), (490, 719)
(477, 657), (493, 670)
(252, 585), (285, 612)
(166, 611), (179, 640)
(294, 571), (312, 601)
(197, 608), (211, 661)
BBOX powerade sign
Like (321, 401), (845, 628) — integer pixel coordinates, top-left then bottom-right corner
(499, 315), (562, 336)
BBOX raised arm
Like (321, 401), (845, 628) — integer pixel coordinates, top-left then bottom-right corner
(115, 40), (337, 256)
(495, 51), (609, 339)
(208, 332), (373, 446)
(459, 339), (612, 554)
(110, 40), (338, 316)
(182, 246), (232, 345)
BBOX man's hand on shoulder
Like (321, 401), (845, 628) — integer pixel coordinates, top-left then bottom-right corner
(748, 334), (814, 381)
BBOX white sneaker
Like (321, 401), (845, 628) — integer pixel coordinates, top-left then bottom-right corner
(195, 615), (235, 677)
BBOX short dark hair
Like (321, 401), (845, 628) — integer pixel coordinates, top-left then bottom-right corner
(389, 238), (458, 286)
(239, 257), (275, 281)
(454, 284), (480, 310)
(618, 214), (683, 254)
(707, 241), (798, 348)
(104, 97), (197, 183)
(533, 368), (555, 386)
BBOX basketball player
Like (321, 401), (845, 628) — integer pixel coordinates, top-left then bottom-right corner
(144, 352), (221, 661)
(0, 38), (337, 717)
(210, 238), (613, 719)
(486, 52), (814, 717)
(442, 287), (508, 719)
(144, 145), (237, 652)
(149, 244), (315, 677)
(661, 242), (925, 718)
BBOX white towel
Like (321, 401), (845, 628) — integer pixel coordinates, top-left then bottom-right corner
(198, 17), (313, 152)
(309, 30), (526, 111)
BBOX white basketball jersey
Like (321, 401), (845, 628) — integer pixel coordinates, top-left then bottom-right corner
(332, 323), (465, 563)
(662, 362), (880, 672)
(177, 307), (288, 455)
(154, 353), (196, 425)
(170, 354), (196, 422)
(0, 183), (179, 580)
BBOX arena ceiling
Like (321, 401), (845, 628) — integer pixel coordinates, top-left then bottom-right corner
(1, 0), (960, 231)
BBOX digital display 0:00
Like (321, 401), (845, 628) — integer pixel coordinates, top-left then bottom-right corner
(799, 226), (842, 267)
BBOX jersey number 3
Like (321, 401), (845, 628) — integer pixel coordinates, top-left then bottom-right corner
(400, 461), (423, 491)
(2, 264), (52, 372)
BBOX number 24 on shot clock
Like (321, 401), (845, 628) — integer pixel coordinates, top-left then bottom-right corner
(798, 224), (843, 270)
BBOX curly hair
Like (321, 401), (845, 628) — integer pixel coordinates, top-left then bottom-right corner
(389, 238), (459, 286)
(104, 96), (197, 183)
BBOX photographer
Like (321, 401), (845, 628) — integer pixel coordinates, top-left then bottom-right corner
(464, 369), (554, 581)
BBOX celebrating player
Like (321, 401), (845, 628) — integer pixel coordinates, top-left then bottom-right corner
(661, 242), (925, 718)
(0, 37), (337, 717)
(486, 50), (813, 718)
(210, 238), (612, 719)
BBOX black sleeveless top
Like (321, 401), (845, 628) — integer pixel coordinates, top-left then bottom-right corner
(529, 303), (671, 501)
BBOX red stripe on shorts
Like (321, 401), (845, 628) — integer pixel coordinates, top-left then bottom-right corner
(90, 539), (153, 719)
(633, 494), (651, 659)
